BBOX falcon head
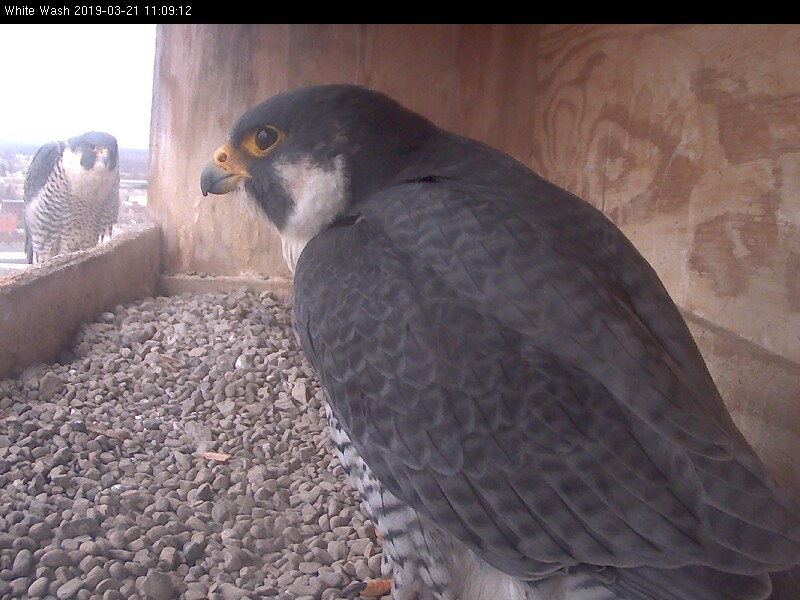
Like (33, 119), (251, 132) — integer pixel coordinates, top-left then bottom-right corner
(65, 131), (119, 173)
(200, 84), (435, 270)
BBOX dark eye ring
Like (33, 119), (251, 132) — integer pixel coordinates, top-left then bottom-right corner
(255, 127), (279, 151)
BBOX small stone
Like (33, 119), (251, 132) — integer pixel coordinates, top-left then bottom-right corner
(223, 548), (242, 571)
(273, 395), (296, 412)
(182, 541), (205, 565)
(39, 372), (63, 401)
(217, 582), (248, 600)
(291, 381), (307, 403)
(316, 570), (343, 588)
(158, 547), (177, 570)
(299, 561), (319, 574)
(78, 554), (101, 574)
(185, 582), (208, 600)
(350, 538), (372, 558)
(327, 540), (348, 561)
(28, 522), (53, 542)
(84, 565), (106, 589)
(217, 399), (236, 416)
(288, 579), (316, 597)
(12, 548), (33, 576)
(140, 569), (174, 600)
(13, 535), (38, 553)
(190, 483), (214, 502)
(56, 578), (84, 599)
(211, 501), (229, 523)
(368, 553), (382, 575)
(41, 549), (72, 568)
(172, 451), (191, 470)
(28, 576), (50, 597)
(106, 530), (126, 549)
(108, 562), (127, 579)
(245, 403), (264, 416)
(58, 518), (99, 538)
(95, 577), (122, 594)
(9, 579), (28, 597)
(310, 547), (335, 566)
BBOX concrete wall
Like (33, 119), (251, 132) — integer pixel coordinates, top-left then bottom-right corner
(0, 225), (161, 380)
(148, 24), (800, 492)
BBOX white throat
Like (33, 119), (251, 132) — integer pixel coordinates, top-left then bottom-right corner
(62, 148), (118, 202)
(273, 155), (348, 273)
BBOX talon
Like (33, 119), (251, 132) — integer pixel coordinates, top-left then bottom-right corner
(341, 580), (366, 598)
(362, 578), (391, 597)
(341, 578), (391, 598)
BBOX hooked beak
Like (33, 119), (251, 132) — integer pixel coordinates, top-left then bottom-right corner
(96, 147), (110, 167)
(200, 143), (251, 196)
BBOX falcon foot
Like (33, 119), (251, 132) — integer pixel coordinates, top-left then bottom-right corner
(341, 578), (392, 598)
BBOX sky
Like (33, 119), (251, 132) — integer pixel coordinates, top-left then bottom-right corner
(0, 24), (156, 149)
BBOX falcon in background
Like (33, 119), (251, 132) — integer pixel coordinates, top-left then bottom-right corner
(201, 84), (800, 600)
(23, 131), (120, 263)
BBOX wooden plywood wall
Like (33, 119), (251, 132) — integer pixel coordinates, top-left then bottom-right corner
(149, 24), (799, 366)
(529, 24), (800, 367)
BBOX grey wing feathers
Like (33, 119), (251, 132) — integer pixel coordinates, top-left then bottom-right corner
(101, 178), (120, 238)
(23, 141), (64, 263)
(23, 141), (64, 203)
(292, 178), (800, 600)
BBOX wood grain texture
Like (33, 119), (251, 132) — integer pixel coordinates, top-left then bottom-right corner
(530, 24), (800, 364)
(149, 24), (293, 277)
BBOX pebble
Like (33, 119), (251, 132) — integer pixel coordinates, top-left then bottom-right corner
(141, 569), (174, 600)
(28, 522), (53, 542)
(27, 576), (49, 597)
(0, 291), (382, 600)
(55, 577), (84, 599)
(40, 549), (72, 568)
(12, 548), (33, 576)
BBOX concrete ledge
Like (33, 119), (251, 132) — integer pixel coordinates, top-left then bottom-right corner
(0, 224), (161, 379)
(685, 311), (800, 501)
(158, 273), (293, 301)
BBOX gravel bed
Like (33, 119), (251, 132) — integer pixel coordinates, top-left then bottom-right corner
(0, 289), (382, 600)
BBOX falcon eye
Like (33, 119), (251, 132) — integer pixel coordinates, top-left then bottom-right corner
(244, 125), (284, 156)
(256, 128), (276, 150)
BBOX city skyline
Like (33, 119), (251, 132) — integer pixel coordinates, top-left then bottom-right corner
(0, 24), (156, 150)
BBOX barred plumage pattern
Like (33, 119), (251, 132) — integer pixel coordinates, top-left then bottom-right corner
(23, 132), (119, 263)
(326, 402), (628, 600)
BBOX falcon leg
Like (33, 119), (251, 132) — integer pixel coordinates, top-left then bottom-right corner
(341, 577), (392, 598)
(326, 404), (455, 600)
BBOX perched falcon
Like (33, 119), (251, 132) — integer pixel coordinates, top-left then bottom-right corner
(201, 84), (800, 600)
(23, 131), (120, 263)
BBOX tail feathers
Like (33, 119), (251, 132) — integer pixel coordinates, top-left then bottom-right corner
(611, 565), (772, 600)
(24, 228), (33, 263)
(768, 565), (800, 600)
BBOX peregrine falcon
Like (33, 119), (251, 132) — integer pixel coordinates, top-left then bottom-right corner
(201, 84), (800, 600)
(23, 131), (120, 263)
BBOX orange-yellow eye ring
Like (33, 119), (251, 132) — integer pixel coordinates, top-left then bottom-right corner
(244, 125), (284, 156)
